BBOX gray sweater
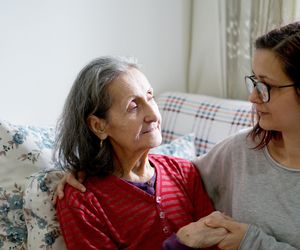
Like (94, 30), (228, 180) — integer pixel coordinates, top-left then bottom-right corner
(194, 129), (300, 249)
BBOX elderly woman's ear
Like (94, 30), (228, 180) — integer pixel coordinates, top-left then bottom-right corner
(87, 115), (108, 140)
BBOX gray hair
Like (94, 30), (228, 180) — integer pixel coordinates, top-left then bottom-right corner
(55, 56), (139, 176)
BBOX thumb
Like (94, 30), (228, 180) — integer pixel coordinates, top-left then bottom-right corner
(205, 216), (238, 231)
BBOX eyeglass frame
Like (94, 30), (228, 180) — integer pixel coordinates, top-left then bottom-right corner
(245, 75), (295, 103)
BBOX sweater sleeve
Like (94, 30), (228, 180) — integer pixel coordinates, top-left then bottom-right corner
(193, 136), (235, 213)
(190, 162), (215, 219)
(240, 224), (298, 250)
(163, 160), (219, 250)
(56, 187), (118, 250)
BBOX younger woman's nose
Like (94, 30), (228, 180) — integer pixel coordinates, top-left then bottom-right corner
(248, 88), (262, 104)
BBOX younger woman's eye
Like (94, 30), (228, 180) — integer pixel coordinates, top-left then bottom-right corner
(252, 76), (270, 86)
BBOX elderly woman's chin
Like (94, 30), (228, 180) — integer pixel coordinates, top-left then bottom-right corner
(147, 132), (162, 149)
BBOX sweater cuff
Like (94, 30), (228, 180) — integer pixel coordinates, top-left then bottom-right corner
(163, 233), (195, 250)
(239, 224), (257, 250)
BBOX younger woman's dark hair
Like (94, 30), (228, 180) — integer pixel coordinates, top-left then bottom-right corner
(55, 56), (138, 176)
(249, 21), (300, 148)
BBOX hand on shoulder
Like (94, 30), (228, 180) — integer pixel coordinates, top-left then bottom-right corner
(53, 170), (86, 204)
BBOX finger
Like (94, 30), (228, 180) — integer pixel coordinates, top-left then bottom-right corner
(213, 227), (228, 237)
(201, 228), (229, 247)
(205, 226), (228, 238)
(204, 215), (229, 228)
(77, 170), (87, 183)
(52, 190), (64, 206)
(55, 174), (66, 192)
(196, 211), (223, 224)
(221, 212), (235, 221)
(206, 217), (240, 232)
(202, 211), (227, 227)
(52, 193), (58, 205)
(66, 172), (86, 192)
(217, 235), (237, 250)
(209, 211), (227, 220)
(56, 183), (65, 199)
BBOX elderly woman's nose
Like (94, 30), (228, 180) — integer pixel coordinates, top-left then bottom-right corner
(144, 103), (159, 122)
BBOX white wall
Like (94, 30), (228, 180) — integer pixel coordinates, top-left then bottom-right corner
(0, 0), (191, 125)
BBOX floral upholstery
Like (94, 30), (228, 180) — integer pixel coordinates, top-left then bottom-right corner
(24, 170), (66, 249)
(0, 120), (59, 249)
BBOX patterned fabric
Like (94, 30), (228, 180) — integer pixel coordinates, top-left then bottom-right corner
(24, 170), (66, 250)
(0, 119), (58, 249)
(156, 92), (252, 156)
(56, 154), (215, 250)
(150, 133), (196, 160)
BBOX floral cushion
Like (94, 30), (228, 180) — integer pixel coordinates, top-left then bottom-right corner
(0, 120), (57, 249)
(24, 170), (66, 249)
(150, 133), (196, 160)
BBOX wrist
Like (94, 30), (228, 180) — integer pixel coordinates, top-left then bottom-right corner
(176, 226), (194, 247)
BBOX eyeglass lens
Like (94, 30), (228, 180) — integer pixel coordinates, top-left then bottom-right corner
(245, 77), (269, 102)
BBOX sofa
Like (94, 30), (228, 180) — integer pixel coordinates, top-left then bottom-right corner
(0, 91), (252, 249)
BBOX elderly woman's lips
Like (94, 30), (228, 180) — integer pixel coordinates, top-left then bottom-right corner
(143, 126), (158, 134)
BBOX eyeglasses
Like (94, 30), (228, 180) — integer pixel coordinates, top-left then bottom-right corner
(245, 75), (295, 103)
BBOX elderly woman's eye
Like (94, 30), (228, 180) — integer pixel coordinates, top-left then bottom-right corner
(128, 101), (138, 110)
(147, 92), (155, 100)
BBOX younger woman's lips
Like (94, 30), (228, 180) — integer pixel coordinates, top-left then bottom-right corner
(257, 111), (268, 116)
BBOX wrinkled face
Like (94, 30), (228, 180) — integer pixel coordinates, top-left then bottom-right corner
(250, 49), (300, 133)
(104, 68), (162, 157)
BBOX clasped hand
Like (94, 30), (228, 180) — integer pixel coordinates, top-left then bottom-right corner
(177, 211), (248, 250)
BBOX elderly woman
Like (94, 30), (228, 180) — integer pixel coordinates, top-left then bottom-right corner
(55, 56), (226, 249)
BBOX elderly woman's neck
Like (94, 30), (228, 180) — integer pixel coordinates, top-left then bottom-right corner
(113, 154), (155, 183)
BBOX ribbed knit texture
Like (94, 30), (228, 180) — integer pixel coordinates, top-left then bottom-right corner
(56, 154), (214, 250)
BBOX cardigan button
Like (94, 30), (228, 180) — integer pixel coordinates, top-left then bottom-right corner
(156, 196), (161, 203)
(159, 211), (165, 218)
(163, 226), (169, 234)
